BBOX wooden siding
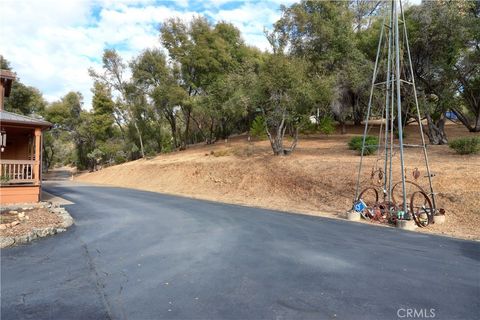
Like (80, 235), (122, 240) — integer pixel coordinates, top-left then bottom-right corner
(0, 185), (40, 204)
(1, 132), (32, 160)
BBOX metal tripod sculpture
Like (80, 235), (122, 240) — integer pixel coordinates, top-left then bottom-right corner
(353, 0), (439, 227)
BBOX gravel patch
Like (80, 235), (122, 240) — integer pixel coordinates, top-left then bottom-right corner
(0, 202), (74, 248)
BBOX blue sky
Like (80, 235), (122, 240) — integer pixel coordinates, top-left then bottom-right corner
(0, 0), (420, 109)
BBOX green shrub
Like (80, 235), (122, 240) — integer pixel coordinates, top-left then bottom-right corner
(348, 135), (379, 155)
(161, 133), (174, 153)
(1, 174), (10, 184)
(250, 115), (267, 139)
(319, 116), (336, 135)
(87, 149), (105, 162)
(114, 151), (127, 164)
(449, 137), (480, 155)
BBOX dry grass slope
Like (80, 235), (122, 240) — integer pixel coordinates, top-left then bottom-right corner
(77, 123), (480, 240)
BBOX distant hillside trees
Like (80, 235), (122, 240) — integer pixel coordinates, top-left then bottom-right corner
(2, 0), (478, 166)
(406, 0), (480, 143)
(159, 17), (262, 147)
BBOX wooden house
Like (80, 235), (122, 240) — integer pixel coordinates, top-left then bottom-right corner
(0, 70), (52, 204)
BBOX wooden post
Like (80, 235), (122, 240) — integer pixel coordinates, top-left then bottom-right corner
(30, 136), (34, 160)
(34, 128), (41, 185)
(0, 81), (4, 110)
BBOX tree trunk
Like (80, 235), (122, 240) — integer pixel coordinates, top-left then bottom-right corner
(219, 117), (230, 140)
(114, 117), (126, 142)
(287, 126), (299, 154)
(265, 111), (298, 156)
(180, 107), (191, 150)
(271, 137), (284, 155)
(171, 121), (178, 148)
(341, 121), (346, 134)
(133, 121), (145, 158)
(353, 95), (363, 126)
(43, 147), (54, 173)
(266, 123), (285, 156)
(424, 113), (448, 145)
(164, 113), (178, 149)
(454, 108), (480, 132)
(207, 117), (215, 144)
(473, 115), (480, 133)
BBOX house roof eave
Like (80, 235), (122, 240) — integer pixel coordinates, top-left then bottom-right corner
(0, 110), (52, 129)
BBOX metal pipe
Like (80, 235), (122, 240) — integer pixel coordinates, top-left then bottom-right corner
(394, 0), (408, 212)
(399, 79), (414, 85)
(383, 2), (394, 200)
(399, 0), (437, 211)
(354, 15), (386, 203)
(389, 41), (395, 204)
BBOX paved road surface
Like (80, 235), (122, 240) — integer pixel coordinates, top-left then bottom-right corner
(1, 182), (479, 320)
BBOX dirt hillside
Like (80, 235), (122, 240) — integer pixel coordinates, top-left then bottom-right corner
(76, 123), (480, 240)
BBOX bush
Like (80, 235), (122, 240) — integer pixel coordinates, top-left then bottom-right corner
(87, 149), (105, 163)
(348, 135), (379, 155)
(319, 116), (336, 135)
(161, 133), (174, 153)
(114, 151), (127, 164)
(250, 115), (267, 139)
(449, 137), (480, 155)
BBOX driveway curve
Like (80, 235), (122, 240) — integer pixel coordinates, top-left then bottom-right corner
(1, 182), (479, 320)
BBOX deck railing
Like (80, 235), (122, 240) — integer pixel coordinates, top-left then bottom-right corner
(0, 160), (36, 184)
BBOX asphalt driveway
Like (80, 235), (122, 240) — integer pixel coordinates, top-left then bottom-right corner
(1, 182), (479, 320)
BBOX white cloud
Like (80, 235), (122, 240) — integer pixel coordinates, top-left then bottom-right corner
(0, 0), (293, 109)
(0, 0), (196, 109)
(174, 0), (189, 8)
(206, 1), (296, 51)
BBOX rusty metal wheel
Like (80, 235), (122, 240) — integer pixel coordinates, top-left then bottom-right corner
(391, 180), (426, 206)
(357, 187), (379, 220)
(410, 191), (434, 228)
